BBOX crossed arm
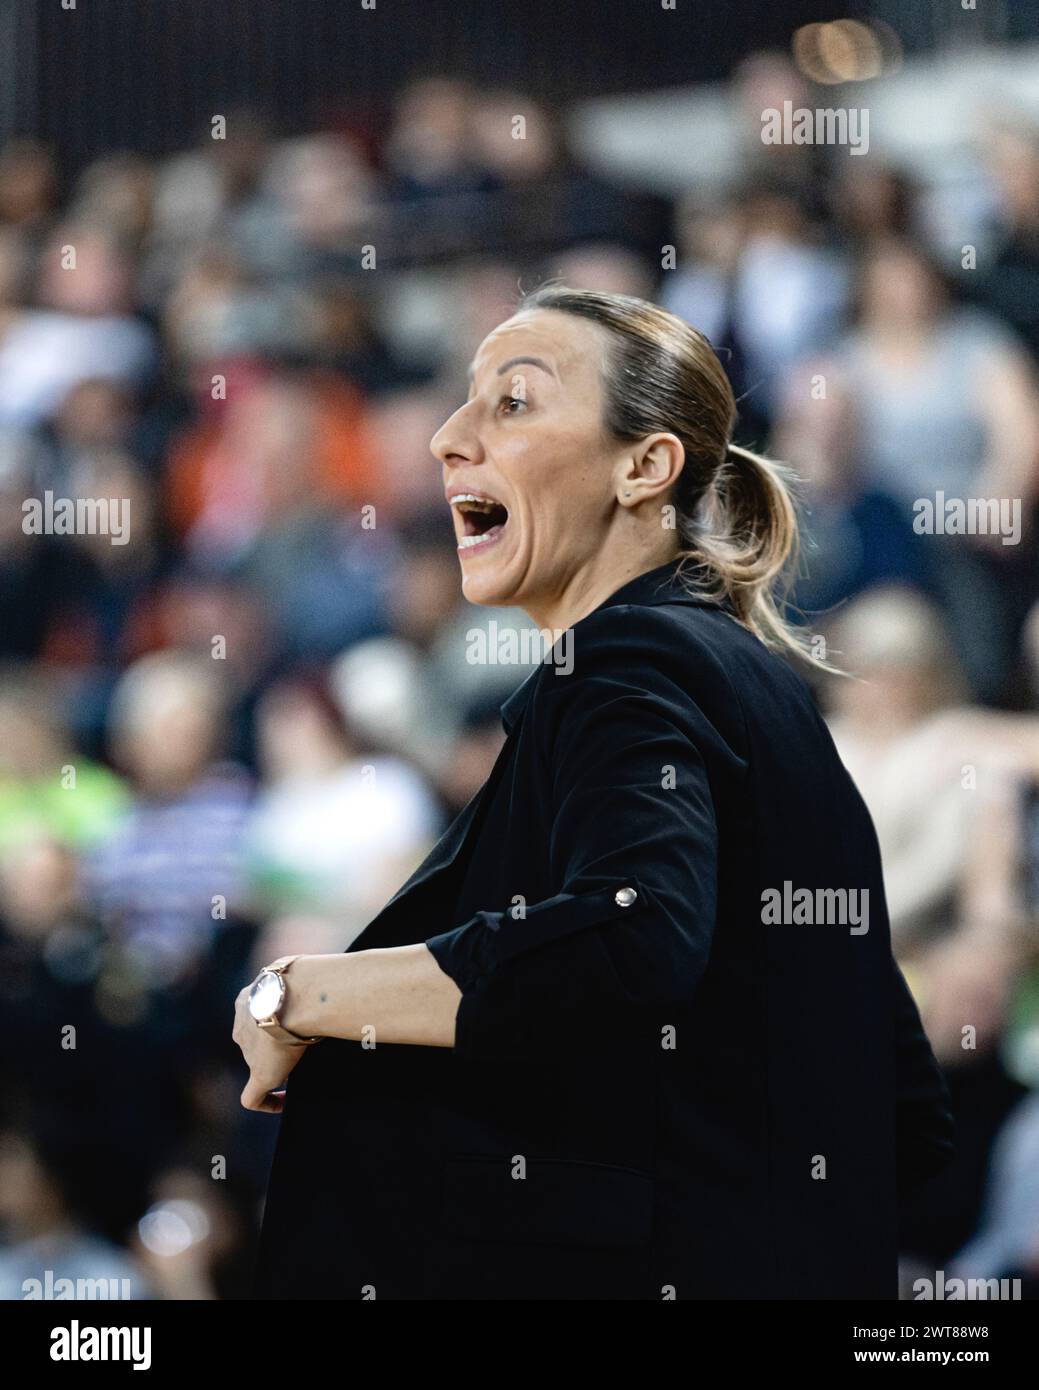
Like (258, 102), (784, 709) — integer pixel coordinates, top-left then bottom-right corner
(232, 945), (462, 1111)
(283, 945), (461, 1046)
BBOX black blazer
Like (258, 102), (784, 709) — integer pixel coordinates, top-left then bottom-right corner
(252, 557), (954, 1300)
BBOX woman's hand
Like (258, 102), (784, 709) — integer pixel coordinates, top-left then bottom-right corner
(233, 985), (310, 1113)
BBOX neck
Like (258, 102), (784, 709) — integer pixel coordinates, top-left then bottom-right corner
(522, 540), (681, 634)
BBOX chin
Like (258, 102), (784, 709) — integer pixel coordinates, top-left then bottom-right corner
(459, 567), (511, 607)
(458, 548), (523, 606)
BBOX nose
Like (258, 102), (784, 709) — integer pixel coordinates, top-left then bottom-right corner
(430, 401), (484, 470)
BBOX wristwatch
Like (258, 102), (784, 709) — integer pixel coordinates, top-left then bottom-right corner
(247, 955), (323, 1046)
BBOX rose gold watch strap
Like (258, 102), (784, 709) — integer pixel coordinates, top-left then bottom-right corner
(265, 954), (300, 976)
(259, 1019), (322, 1046)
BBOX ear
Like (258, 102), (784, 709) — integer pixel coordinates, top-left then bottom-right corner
(615, 433), (685, 507)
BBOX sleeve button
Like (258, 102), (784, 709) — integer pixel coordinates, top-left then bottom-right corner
(614, 886), (637, 907)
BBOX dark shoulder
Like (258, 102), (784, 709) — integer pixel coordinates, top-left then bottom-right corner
(533, 595), (828, 757)
(551, 598), (779, 692)
(529, 601), (749, 746)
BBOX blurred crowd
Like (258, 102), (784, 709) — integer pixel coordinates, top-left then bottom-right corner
(2, 59), (1039, 1298)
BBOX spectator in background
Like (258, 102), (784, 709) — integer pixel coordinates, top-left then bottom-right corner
(363, 380), (460, 517)
(142, 107), (274, 301)
(304, 275), (437, 397)
(781, 237), (1039, 702)
(327, 513), (541, 786)
(229, 132), (380, 281)
(828, 160), (921, 251)
(0, 671), (128, 854)
(33, 377), (141, 495)
(384, 78), (495, 204)
(242, 675), (441, 939)
(166, 363), (378, 545)
(0, 430), (87, 660)
(730, 51), (831, 221)
(823, 587), (1039, 1274)
(67, 154), (156, 259)
(84, 651), (253, 983)
(0, 836), (187, 1237)
(23, 449), (162, 682)
(823, 588), (1027, 977)
(435, 693), (511, 818)
(471, 89), (660, 257)
(0, 221), (157, 429)
(165, 364), (391, 663)
(158, 244), (308, 372)
(660, 192), (743, 345)
(142, 572), (274, 769)
(975, 118), (1039, 365)
(662, 181), (847, 439)
(0, 138), (59, 249)
(1, 375), (166, 745)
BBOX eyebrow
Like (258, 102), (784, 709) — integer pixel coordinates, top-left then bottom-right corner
(466, 355), (557, 384)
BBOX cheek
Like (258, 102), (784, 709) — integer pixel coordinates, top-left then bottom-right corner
(498, 434), (534, 467)
(499, 425), (596, 509)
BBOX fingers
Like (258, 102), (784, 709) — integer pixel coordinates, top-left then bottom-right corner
(231, 990), (250, 1046)
(234, 986), (293, 1111)
(240, 1083), (287, 1114)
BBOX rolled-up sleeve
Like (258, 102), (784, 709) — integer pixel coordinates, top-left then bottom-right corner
(424, 607), (723, 1060)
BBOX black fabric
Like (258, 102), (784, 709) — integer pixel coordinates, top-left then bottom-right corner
(251, 557), (954, 1300)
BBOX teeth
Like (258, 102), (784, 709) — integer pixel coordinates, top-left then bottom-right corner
(458, 533), (497, 548)
(450, 493), (501, 511)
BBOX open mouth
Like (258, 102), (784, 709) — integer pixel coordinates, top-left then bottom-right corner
(450, 492), (510, 552)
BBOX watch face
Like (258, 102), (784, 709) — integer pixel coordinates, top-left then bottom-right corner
(248, 970), (284, 1021)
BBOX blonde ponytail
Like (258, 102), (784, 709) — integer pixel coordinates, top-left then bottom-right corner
(677, 441), (830, 669)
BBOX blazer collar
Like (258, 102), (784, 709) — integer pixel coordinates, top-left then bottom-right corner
(498, 556), (720, 735)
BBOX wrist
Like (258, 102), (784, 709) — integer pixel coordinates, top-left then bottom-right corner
(276, 954), (321, 1040)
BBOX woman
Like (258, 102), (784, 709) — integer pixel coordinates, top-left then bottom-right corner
(776, 237), (1039, 704)
(238, 286), (954, 1300)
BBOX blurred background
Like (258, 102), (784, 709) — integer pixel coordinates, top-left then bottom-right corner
(2, 0), (1039, 1299)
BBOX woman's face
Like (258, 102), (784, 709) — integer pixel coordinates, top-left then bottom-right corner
(430, 308), (625, 613)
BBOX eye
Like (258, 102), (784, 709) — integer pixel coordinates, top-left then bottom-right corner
(498, 394), (528, 415)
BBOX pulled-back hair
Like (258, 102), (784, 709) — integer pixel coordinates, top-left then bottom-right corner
(516, 283), (823, 669)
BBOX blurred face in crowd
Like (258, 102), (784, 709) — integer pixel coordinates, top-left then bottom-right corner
(987, 126), (1039, 222)
(111, 664), (224, 795)
(37, 224), (131, 315)
(54, 379), (133, 448)
(431, 308), (660, 622)
(0, 839), (77, 938)
(256, 683), (351, 782)
(388, 544), (462, 643)
(861, 245), (944, 331)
